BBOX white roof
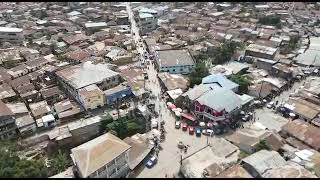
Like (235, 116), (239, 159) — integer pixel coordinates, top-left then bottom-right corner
(246, 44), (278, 56)
(85, 22), (108, 28)
(166, 88), (183, 100)
(139, 13), (154, 19)
(0, 27), (23, 33)
(42, 114), (55, 123)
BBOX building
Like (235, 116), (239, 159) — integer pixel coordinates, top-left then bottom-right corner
(157, 72), (189, 91)
(0, 27), (24, 44)
(53, 99), (83, 123)
(84, 22), (108, 35)
(0, 100), (17, 140)
(254, 58), (277, 71)
(180, 138), (239, 178)
(70, 133), (131, 178)
(78, 84), (105, 110)
(155, 49), (195, 74)
(0, 83), (17, 102)
(263, 161), (317, 178)
(123, 133), (153, 172)
(202, 74), (239, 92)
(137, 13), (157, 35)
(281, 120), (320, 151)
(103, 84), (132, 105)
(56, 62), (120, 110)
(245, 44), (278, 60)
(241, 150), (287, 178)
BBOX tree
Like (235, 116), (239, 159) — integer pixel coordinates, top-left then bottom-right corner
(258, 15), (282, 29)
(48, 150), (71, 176)
(255, 140), (270, 152)
(230, 74), (251, 94)
(212, 41), (242, 65)
(188, 63), (209, 88)
(0, 141), (48, 178)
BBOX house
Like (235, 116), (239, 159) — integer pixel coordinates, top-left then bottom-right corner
(53, 99), (83, 124)
(155, 49), (195, 74)
(55, 62), (120, 110)
(194, 87), (242, 118)
(40, 86), (65, 106)
(0, 83), (17, 102)
(0, 68), (12, 84)
(84, 22), (108, 35)
(226, 126), (270, 154)
(281, 120), (320, 151)
(202, 74), (239, 92)
(0, 100), (17, 140)
(180, 138), (240, 178)
(157, 72), (189, 91)
(0, 27), (24, 44)
(24, 58), (49, 73)
(14, 113), (36, 137)
(36, 113), (56, 129)
(247, 81), (276, 99)
(263, 161), (317, 178)
(123, 133), (153, 172)
(271, 63), (293, 80)
(214, 165), (252, 178)
(7, 64), (28, 78)
(119, 66), (148, 98)
(70, 133), (131, 178)
(254, 58), (278, 71)
(288, 98), (320, 122)
(103, 84), (132, 105)
(137, 13), (157, 35)
(29, 100), (52, 120)
(245, 44), (278, 60)
(78, 84), (105, 110)
(241, 150), (287, 178)
(209, 61), (250, 77)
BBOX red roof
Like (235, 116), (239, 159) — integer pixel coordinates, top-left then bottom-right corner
(181, 112), (196, 121)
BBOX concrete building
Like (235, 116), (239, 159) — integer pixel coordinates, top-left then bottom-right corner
(71, 133), (131, 178)
(155, 49), (195, 74)
(103, 84), (132, 105)
(0, 100), (17, 140)
(245, 44), (278, 60)
(138, 13), (157, 35)
(0, 27), (24, 44)
(56, 62), (120, 110)
(78, 84), (105, 110)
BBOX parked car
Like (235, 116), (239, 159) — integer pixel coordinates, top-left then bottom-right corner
(267, 101), (275, 109)
(202, 129), (214, 136)
(182, 123), (188, 131)
(189, 126), (195, 135)
(195, 128), (201, 137)
(175, 121), (181, 129)
(146, 155), (158, 168)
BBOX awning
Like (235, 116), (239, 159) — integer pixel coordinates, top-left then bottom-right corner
(168, 103), (176, 109)
(181, 112), (196, 121)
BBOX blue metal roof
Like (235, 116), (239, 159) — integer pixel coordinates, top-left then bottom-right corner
(202, 74), (239, 91)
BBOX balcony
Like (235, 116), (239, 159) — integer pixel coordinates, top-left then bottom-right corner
(199, 112), (227, 122)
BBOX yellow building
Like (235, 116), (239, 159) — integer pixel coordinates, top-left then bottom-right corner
(78, 84), (105, 110)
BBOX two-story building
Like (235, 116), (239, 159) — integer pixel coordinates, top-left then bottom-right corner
(55, 61), (121, 110)
(71, 133), (131, 178)
(0, 100), (17, 140)
(245, 44), (278, 60)
(0, 27), (24, 44)
(137, 13), (158, 35)
(155, 49), (195, 75)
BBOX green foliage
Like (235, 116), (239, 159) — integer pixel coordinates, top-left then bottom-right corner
(288, 36), (299, 51)
(239, 150), (250, 159)
(188, 63), (209, 88)
(255, 140), (270, 152)
(230, 74), (251, 94)
(258, 15), (282, 28)
(105, 117), (145, 139)
(212, 41), (242, 64)
(48, 150), (71, 176)
(0, 141), (48, 178)
(3, 60), (17, 69)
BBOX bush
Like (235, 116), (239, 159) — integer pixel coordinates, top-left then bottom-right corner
(188, 63), (209, 88)
(258, 15), (281, 28)
(230, 74), (251, 94)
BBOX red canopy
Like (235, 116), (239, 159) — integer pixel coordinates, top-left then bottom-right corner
(168, 104), (176, 109)
(181, 112), (196, 121)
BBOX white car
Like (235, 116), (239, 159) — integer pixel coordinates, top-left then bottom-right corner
(267, 101), (275, 109)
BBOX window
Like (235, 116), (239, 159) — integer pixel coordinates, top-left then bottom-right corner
(172, 69), (176, 72)
(112, 77), (115, 82)
(180, 68), (183, 71)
